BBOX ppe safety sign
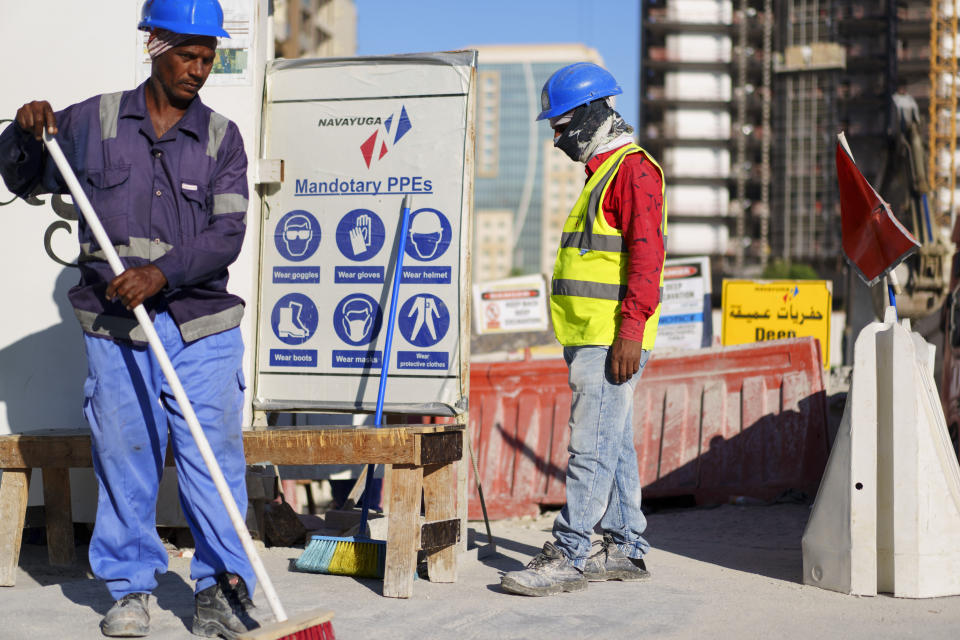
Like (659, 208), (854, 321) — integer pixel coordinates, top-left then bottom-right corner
(254, 53), (476, 415)
(657, 257), (712, 350)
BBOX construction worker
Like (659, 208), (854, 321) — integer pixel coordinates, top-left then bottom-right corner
(501, 62), (666, 597)
(0, 1), (258, 637)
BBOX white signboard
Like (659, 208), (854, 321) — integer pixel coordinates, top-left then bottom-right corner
(254, 53), (476, 416)
(657, 256), (713, 350)
(472, 275), (548, 334)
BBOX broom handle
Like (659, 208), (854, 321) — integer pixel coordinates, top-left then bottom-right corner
(44, 134), (288, 623)
(359, 195), (411, 533)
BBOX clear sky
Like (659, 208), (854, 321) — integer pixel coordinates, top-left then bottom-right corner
(354, 0), (641, 128)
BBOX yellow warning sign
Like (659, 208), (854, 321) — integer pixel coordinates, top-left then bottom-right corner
(721, 280), (832, 367)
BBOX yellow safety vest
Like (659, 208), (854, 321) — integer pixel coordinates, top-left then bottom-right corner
(551, 143), (668, 348)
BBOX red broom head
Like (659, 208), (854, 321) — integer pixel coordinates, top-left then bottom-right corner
(278, 620), (335, 640)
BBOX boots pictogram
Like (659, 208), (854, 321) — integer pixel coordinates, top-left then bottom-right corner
(278, 301), (311, 339)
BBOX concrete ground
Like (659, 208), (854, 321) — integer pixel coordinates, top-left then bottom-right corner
(4, 502), (959, 639)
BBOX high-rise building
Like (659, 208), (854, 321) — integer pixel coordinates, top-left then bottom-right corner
(471, 44), (607, 283)
(641, 0), (767, 287)
(273, 0), (356, 59)
(641, 0), (955, 308)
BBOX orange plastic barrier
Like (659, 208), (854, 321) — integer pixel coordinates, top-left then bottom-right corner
(467, 337), (829, 519)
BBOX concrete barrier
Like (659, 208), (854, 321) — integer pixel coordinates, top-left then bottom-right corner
(803, 307), (960, 597)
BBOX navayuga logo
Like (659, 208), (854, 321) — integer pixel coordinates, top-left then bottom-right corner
(360, 106), (412, 168)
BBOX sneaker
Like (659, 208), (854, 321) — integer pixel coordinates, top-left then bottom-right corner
(192, 574), (260, 639)
(582, 534), (651, 582)
(500, 541), (587, 597)
(100, 593), (150, 637)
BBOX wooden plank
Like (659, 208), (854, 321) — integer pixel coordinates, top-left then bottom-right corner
(422, 462), (457, 582)
(0, 470), (30, 586)
(419, 432), (462, 465)
(383, 464), (422, 598)
(0, 433), (92, 468)
(243, 429), (419, 465)
(0, 426), (466, 468)
(457, 442), (468, 554)
(41, 468), (75, 566)
(420, 519), (460, 550)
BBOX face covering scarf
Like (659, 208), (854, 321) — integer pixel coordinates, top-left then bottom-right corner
(552, 98), (634, 163)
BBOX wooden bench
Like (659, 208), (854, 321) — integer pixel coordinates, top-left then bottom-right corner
(0, 425), (463, 598)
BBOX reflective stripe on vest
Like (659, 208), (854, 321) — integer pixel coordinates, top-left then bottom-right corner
(550, 143), (667, 348)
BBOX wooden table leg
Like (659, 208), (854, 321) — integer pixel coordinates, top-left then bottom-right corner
(0, 469), (31, 586)
(42, 468), (75, 566)
(383, 463), (422, 598)
(423, 462), (457, 582)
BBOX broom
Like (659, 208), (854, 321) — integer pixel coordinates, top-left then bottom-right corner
(43, 133), (335, 640)
(295, 195), (414, 578)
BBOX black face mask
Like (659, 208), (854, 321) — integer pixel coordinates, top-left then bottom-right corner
(554, 99), (615, 163)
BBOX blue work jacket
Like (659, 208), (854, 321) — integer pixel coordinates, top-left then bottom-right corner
(0, 81), (248, 345)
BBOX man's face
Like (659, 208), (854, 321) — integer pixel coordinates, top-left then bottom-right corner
(153, 37), (217, 102)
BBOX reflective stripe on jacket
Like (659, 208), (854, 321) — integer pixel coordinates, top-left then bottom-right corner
(551, 143), (667, 348)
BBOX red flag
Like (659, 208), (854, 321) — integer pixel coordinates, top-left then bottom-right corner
(836, 133), (919, 285)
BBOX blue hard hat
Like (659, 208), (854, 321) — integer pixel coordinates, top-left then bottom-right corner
(536, 62), (622, 121)
(138, 0), (230, 38)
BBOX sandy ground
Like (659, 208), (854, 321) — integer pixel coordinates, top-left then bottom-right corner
(3, 502), (960, 640)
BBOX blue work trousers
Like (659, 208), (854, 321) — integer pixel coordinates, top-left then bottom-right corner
(82, 312), (254, 599)
(552, 345), (651, 568)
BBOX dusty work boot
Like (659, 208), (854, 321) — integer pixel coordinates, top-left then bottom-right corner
(100, 592), (150, 637)
(192, 574), (260, 639)
(500, 541), (587, 596)
(582, 534), (651, 582)
(219, 573), (255, 610)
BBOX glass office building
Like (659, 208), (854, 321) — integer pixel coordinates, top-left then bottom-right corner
(472, 44), (604, 282)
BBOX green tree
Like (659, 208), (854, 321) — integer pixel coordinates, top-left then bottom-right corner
(761, 259), (819, 280)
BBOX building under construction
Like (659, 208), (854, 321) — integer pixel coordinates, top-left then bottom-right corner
(640, 0), (958, 304)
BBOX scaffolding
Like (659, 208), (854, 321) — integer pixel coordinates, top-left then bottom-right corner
(773, 0), (845, 265)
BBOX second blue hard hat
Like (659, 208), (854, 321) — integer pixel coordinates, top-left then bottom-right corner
(138, 0), (230, 38)
(536, 62), (621, 121)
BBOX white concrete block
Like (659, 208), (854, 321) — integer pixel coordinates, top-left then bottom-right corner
(666, 34), (732, 62)
(665, 185), (729, 217)
(803, 307), (960, 597)
(665, 72), (731, 101)
(666, 222), (728, 255)
(663, 147), (730, 177)
(664, 109), (731, 139)
(666, 0), (733, 23)
(802, 318), (883, 595)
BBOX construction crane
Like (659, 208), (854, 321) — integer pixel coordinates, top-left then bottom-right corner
(866, 1), (958, 321)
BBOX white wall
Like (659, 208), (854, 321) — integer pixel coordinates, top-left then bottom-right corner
(0, 0), (269, 436)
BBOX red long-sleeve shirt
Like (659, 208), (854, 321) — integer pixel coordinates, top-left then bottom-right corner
(584, 145), (665, 343)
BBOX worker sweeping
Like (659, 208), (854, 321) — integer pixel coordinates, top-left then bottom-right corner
(0, 1), (258, 636)
(500, 63), (666, 596)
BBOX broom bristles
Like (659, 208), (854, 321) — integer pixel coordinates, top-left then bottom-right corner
(295, 536), (386, 579)
(237, 612), (335, 640)
(277, 619), (335, 639)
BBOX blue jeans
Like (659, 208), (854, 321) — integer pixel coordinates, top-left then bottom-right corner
(552, 345), (651, 568)
(83, 312), (254, 599)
